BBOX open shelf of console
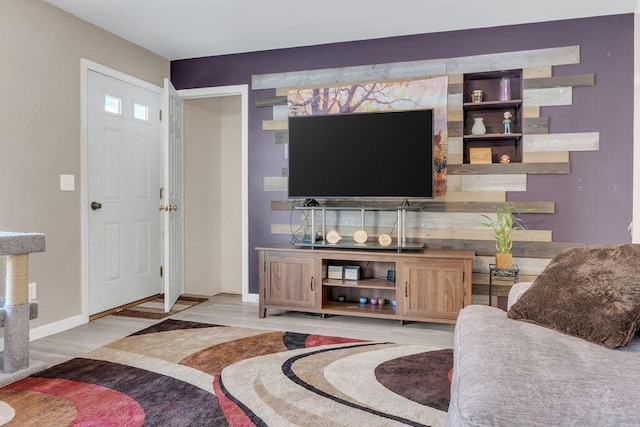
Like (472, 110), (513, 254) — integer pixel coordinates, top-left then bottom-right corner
(257, 244), (474, 324)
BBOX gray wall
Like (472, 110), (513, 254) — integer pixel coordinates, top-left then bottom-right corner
(0, 0), (169, 327)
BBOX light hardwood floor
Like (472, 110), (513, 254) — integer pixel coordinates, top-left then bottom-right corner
(29, 294), (455, 367)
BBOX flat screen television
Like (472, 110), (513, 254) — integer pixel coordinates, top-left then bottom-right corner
(288, 109), (434, 200)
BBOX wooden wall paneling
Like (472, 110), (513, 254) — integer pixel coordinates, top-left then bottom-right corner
(423, 239), (579, 258)
(262, 119), (287, 131)
(523, 116), (549, 134)
(524, 87), (573, 107)
(255, 96), (287, 108)
(448, 163), (570, 175)
(523, 106), (541, 118)
(275, 130), (288, 144)
(272, 105), (288, 120)
(264, 177), (287, 192)
(445, 46), (579, 75)
(447, 93), (463, 110)
(448, 83), (462, 94)
(252, 46), (579, 90)
(448, 121), (463, 137)
(473, 272), (539, 286)
(523, 132), (600, 152)
(255, 45), (596, 304)
(523, 66), (553, 79)
(460, 174), (527, 191)
(448, 153), (463, 164)
(446, 175), (462, 191)
(270, 210), (551, 234)
(448, 137), (462, 154)
(474, 256), (552, 276)
(252, 59), (447, 90)
(447, 110), (463, 122)
(437, 191), (506, 202)
(448, 73), (464, 85)
(522, 151), (569, 163)
(270, 223), (552, 243)
(524, 74), (595, 89)
(472, 283), (518, 297)
(270, 200), (554, 213)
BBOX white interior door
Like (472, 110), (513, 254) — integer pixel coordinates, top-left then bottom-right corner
(87, 71), (161, 315)
(162, 78), (185, 312)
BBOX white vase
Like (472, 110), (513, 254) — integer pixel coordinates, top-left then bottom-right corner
(471, 117), (486, 135)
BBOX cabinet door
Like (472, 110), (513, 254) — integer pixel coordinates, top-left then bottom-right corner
(264, 254), (317, 309)
(398, 260), (466, 321)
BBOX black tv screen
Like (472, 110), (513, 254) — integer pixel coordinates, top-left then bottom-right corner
(288, 109), (434, 199)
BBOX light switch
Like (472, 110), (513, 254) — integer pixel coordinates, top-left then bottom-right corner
(60, 174), (75, 191)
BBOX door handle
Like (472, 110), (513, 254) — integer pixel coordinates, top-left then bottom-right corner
(158, 204), (178, 212)
(91, 201), (102, 211)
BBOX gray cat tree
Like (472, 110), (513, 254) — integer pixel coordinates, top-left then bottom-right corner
(0, 231), (46, 385)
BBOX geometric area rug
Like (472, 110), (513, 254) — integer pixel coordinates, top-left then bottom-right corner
(0, 319), (452, 426)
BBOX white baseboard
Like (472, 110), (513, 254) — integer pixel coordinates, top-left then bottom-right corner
(0, 314), (86, 352)
(243, 293), (259, 303)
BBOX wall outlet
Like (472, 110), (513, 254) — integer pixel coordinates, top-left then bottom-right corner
(29, 282), (36, 300)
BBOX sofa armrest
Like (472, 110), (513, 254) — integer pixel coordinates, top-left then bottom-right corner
(507, 282), (533, 310)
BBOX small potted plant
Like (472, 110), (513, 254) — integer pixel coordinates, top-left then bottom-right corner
(481, 203), (525, 269)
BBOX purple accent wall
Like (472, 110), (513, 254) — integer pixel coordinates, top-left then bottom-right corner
(171, 15), (634, 294)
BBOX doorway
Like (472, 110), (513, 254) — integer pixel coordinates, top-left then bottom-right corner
(178, 85), (249, 301)
(183, 96), (244, 296)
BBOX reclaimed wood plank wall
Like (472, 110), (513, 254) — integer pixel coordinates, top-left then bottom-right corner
(251, 45), (598, 303)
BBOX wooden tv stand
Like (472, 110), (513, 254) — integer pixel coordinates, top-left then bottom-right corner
(257, 244), (474, 325)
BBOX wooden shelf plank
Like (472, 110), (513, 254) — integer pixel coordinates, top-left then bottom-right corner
(463, 133), (523, 140)
(270, 200), (555, 214)
(448, 163), (570, 175)
(323, 279), (395, 290)
(322, 301), (397, 317)
(463, 100), (523, 110)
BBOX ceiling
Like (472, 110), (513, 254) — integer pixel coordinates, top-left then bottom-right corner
(44, 0), (639, 61)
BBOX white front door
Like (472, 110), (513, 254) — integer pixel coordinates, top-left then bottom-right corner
(162, 78), (185, 312)
(87, 70), (162, 315)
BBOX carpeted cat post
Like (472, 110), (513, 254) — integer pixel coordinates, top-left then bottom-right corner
(0, 232), (47, 386)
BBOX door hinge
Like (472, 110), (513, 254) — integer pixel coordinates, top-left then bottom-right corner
(159, 110), (163, 121)
(160, 266), (164, 278)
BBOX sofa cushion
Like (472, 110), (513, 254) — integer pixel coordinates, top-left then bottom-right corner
(448, 305), (640, 426)
(507, 244), (640, 349)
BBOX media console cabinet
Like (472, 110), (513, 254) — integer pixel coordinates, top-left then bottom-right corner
(257, 244), (474, 325)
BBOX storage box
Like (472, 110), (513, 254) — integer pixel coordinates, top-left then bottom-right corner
(327, 265), (344, 280)
(343, 265), (361, 281)
(469, 147), (492, 164)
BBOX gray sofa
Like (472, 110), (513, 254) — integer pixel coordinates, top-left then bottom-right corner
(448, 282), (640, 426)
